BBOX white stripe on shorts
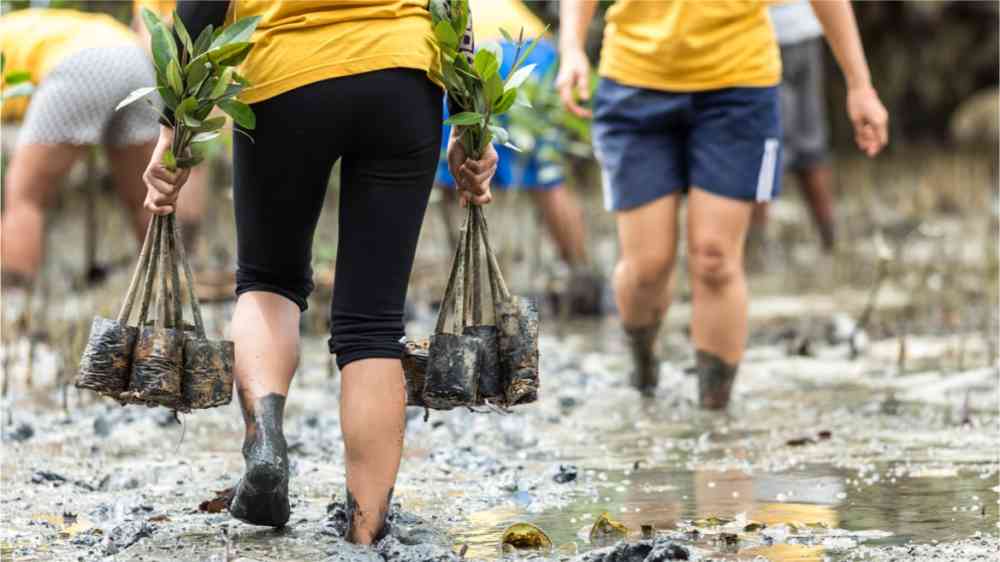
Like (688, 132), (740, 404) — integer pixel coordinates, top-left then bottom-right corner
(755, 138), (780, 202)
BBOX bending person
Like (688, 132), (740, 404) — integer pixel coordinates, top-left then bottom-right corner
(143, 0), (496, 543)
(1, 8), (156, 286)
(557, 0), (888, 405)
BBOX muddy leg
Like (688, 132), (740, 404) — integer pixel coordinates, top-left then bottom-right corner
(687, 188), (752, 410)
(796, 165), (836, 252)
(227, 291), (300, 527)
(340, 358), (406, 544)
(613, 194), (680, 394)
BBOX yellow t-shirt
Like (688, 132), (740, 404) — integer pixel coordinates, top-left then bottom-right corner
(0, 9), (139, 120)
(471, 0), (547, 43)
(230, 0), (442, 104)
(133, 0), (177, 20)
(598, 0), (781, 92)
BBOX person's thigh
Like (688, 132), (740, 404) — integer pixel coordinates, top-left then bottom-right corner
(329, 69), (442, 368)
(686, 188), (754, 264)
(689, 87), (782, 203)
(232, 85), (344, 312)
(592, 78), (690, 212)
(616, 192), (682, 270)
(4, 143), (86, 208)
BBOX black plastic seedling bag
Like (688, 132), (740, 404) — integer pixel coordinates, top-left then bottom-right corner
(76, 217), (157, 398)
(411, 205), (538, 410)
(127, 216), (185, 409)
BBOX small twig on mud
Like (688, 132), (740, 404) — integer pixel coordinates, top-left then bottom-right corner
(458, 543), (469, 558)
(221, 526), (235, 561)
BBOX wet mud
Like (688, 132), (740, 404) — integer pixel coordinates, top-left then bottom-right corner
(1, 152), (998, 561)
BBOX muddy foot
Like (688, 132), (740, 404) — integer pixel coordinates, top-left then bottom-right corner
(230, 395), (290, 527)
(626, 324), (661, 396)
(696, 350), (738, 410)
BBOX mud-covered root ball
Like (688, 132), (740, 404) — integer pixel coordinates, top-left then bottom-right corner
(76, 316), (138, 398)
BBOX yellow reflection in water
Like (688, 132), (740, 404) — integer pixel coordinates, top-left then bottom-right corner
(743, 543), (825, 562)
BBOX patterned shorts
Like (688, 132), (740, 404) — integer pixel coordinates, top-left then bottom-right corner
(17, 44), (159, 148)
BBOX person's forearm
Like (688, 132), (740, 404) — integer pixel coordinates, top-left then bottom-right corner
(810, 0), (872, 89)
(559, 0), (598, 52)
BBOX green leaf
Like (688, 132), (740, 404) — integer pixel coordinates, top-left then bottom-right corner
(482, 42), (503, 68)
(166, 59), (184, 96)
(210, 15), (261, 49)
(1, 52), (5, 75)
(156, 85), (178, 110)
(444, 111), (482, 126)
(192, 25), (214, 57)
(509, 33), (543, 78)
(162, 148), (177, 171)
(172, 10), (194, 57)
(150, 22), (179, 76)
(211, 67), (233, 98)
(503, 141), (522, 152)
(485, 72), (504, 105)
(505, 63), (536, 91)
(499, 28), (514, 43)
(207, 42), (253, 67)
(197, 76), (217, 99)
(488, 124), (510, 145)
(434, 20), (458, 48)
(174, 96), (198, 124)
(187, 61), (211, 94)
(192, 115), (226, 132)
(140, 6), (165, 39)
(219, 99), (255, 129)
(492, 88), (517, 115)
(191, 130), (221, 143)
(176, 154), (204, 169)
(514, 88), (532, 108)
(4, 70), (31, 85)
(473, 49), (499, 80)
(116, 86), (158, 111)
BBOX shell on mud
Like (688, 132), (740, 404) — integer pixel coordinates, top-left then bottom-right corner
(182, 338), (234, 409)
(501, 523), (552, 550)
(127, 327), (185, 409)
(589, 512), (629, 542)
(76, 316), (137, 397)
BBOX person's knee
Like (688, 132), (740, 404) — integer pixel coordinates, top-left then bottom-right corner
(235, 265), (312, 312)
(689, 236), (741, 291)
(618, 250), (675, 292)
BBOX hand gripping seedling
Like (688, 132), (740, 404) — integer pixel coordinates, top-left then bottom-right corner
(76, 9), (258, 411)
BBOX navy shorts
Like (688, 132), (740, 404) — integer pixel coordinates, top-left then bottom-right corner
(592, 78), (782, 211)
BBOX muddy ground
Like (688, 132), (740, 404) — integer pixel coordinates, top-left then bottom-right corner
(1, 151), (998, 561)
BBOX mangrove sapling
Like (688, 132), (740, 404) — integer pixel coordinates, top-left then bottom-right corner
(424, 0), (542, 408)
(116, 8), (260, 173)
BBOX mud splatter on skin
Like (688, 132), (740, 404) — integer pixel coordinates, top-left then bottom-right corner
(695, 349), (738, 410)
(625, 323), (662, 396)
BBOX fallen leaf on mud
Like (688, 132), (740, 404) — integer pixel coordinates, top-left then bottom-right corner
(501, 522), (552, 550)
(785, 437), (817, 447)
(693, 515), (732, 528)
(589, 512), (628, 542)
(743, 521), (767, 532)
(147, 514), (170, 523)
(31, 512), (95, 538)
(817, 430), (832, 440)
(198, 488), (234, 513)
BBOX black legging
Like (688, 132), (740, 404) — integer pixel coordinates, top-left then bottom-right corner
(232, 69), (442, 369)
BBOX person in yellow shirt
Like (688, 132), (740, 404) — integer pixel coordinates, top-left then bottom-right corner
(0, 8), (158, 286)
(435, 0), (602, 314)
(131, 0), (209, 254)
(143, 0), (496, 543)
(557, 1), (888, 406)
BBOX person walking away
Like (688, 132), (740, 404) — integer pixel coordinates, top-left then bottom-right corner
(557, 0), (888, 405)
(131, 0), (211, 254)
(1, 8), (157, 287)
(436, 0), (602, 314)
(143, 0), (496, 543)
(752, 0), (837, 252)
